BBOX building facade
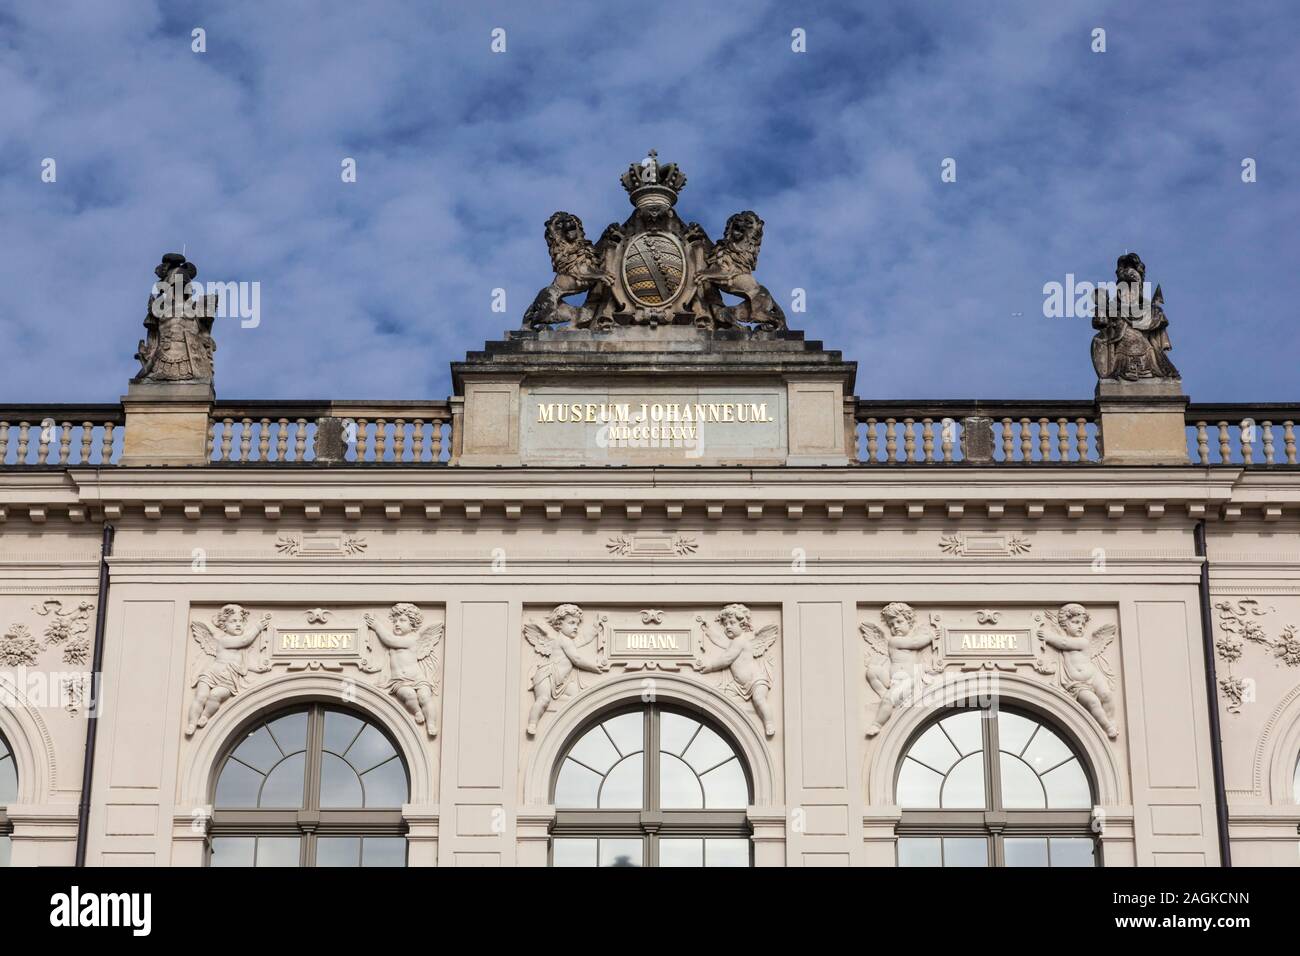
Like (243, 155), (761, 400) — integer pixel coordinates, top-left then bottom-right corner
(1, 156), (1298, 867)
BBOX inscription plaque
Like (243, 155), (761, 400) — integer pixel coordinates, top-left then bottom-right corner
(943, 628), (1034, 660)
(273, 628), (360, 657)
(610, 628), (694, 660)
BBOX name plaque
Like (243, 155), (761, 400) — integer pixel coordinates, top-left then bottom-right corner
(610, 628), (694, 659)
(943, 628), (1034, 659)
(273, 629), (360, 657)
(520, 386), (787, 463)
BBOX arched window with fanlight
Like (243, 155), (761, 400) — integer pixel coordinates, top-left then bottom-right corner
(0, 731), (15, 867)
(208, 704), (408, 867)
(895, 705), (1098, 867)
(550, 704), (752, 867)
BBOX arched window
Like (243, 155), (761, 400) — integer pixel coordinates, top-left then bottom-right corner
(895, 706), (1097, 867)
(208, 704), (408, 867)
(0, 732), (15, 867)
(550, 704), (752, 867)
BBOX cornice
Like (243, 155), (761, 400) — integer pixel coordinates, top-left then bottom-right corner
(0, 465), (1296, 526)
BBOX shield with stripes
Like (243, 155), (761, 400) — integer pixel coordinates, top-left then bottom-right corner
(620, 231), (687, 307)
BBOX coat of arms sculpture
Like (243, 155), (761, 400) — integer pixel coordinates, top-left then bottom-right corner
(523, 151), (787, 334)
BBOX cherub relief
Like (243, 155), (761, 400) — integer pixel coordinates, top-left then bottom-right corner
(859, 603), (938, 738)
(693, 604), (779, 736)
(186, 604), (272, 736)
(364, 603), (444, 737)
(1036, 604), (1118, 739)
(523, 604), (609, 735)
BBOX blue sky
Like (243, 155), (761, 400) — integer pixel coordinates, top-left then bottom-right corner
(1, 0), (1295, 403)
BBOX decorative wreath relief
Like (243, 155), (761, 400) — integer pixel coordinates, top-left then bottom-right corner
(1214, 599), (1300, 715)
(0, 623), (41, 667)
(0, 600), (96, 669)
(938, 533), (1031, 556)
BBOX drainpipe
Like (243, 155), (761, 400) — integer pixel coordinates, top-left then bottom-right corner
(75, 522), (114, 867)
(1194, 519), (1232, 867)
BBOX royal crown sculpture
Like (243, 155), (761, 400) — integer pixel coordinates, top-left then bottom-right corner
(523, 151), (788, 334)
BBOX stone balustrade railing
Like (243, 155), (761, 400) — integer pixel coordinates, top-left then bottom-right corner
(208, 401), (454, 463)
(0, 406), (124, 465)
(1186, 405), (1300, 465)
(2, 400), (1298, 469)
(853, 401), (1100, 464)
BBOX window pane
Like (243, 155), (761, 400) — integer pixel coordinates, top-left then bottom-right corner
(1004, 837), (1049, 867)
(602, 712), (643, 756)
(323, 711), (365, 756)
(659, 753), (703, 809)
(232, 726), (283, 774)
(659, 839), (703, 867)
(701, 758), (748, 809)
(1041, 759), (1090, 808)
(362, 837), (407, 867)
(941, 753), (986, 808)
(906, 724), (961, 774)
(568, 725), (621, 775)
(996, 711), (1037, 756)
(0, 835), (9, 867)
(600, 754), (644, 808)
(659, 712), (699, 756)
(1294, 758), (1300, 803)
(0, 753), (18, 805)
(359, 756), (408, 808)
(942, 837), (988, 867)
(942, 711), (984, 756)
(1020, 724), (1073, 774)
(554, 759), (601, 808)
(318, 752), (364, 808)
(209, 836), (255, 867)
(1049, 838), (1095, 867)
(896, 758), (943, 808)
(704, 839), (749, 867)
(346, 724), (397, 774)
(316, 836), (361, 867)
(682, 725), (735, 774)
(255, 836), (301, 867)
(897, 837), (941, 867)
(552, 838), (597, 867)
(259, 752), (306, 808)
(214, 758), (263, 808)
(266, 711), (308, 755)
(599, 838), (642, 867)
(999, 754), (1046, 809)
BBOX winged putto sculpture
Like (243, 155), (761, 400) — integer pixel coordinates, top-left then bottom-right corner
(693, 603), (779, 736)
(860, 603), (941, 738)
(186, 604), (272, 736)
(523, 151), (787, 333)
(1035, 604), (1119, 738)
(364, 604), (444, 736)
(523, 604), (610, 736)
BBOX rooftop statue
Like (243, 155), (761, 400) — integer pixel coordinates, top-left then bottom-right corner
(1090, 252), (1179, 383)
(133, 252), (219, 385)
(524, 151), (787, 334)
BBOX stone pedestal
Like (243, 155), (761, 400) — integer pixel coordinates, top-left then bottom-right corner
(1095, 379), (1189, 465)
(120, 382), (214, 467)
(451, 326), (857, 467)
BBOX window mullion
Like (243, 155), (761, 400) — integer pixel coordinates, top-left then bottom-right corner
(984, 708), (1003, 812)
(304, 705), (325, 811)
